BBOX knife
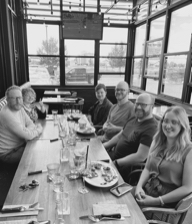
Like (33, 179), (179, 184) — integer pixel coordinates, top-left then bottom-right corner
(1, 207), (44, 213)
(28, 169), (47, 176)
(79, 213), (124, 220)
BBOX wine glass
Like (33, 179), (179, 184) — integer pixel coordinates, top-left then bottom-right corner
(78, 159), (90, 194)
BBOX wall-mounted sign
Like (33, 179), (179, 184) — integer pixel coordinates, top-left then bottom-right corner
(62, 11), (103, 40)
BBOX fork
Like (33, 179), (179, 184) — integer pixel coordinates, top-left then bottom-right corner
(88, 213), (122, 222)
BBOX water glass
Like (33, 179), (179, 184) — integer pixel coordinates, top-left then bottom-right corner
(69, 149), (79, 180)
(56, 192), (70, 215)
(52, 173), (65, 193)
(60, 147), (69, 163)
(47, 163), (60, 181)
(52, 110), (58, 125)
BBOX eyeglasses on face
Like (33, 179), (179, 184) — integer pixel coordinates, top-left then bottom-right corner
(135, 102), (152, 109)
(9, 96), (23, 101)
(115, 89), (127, 92)
(162, 118), (180, 126)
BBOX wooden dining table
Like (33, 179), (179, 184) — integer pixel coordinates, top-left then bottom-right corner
(0, 117), (148, 224)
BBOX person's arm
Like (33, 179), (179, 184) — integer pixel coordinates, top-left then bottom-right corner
(116, 143), (150, 168)
(5, 111), (42, 140)
(103, 130), (123, 150)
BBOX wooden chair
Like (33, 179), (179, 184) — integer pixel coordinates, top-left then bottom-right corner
(143, 192), (192, 224)
(126, 162), (146, 185)
(63, 97), (84, 114)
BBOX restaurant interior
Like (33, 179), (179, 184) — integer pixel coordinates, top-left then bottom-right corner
(0, 0), (192, 223)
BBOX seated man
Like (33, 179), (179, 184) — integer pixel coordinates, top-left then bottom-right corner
(98, 81), (135, 142)
(0, 85), (43, 166)
(103, 93), (158, 182)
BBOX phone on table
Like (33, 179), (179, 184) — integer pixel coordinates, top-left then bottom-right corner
(110, 182), (133, 197)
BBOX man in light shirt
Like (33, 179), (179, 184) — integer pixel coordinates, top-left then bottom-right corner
(98, 81), (134, 142)
(0, 85), (43, 165)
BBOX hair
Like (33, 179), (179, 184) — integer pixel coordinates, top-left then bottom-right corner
(5, 85), (21, 98)
(95, 83), (106, 92)
(22, 87), (36, 99)
(149, 106), (191, 163)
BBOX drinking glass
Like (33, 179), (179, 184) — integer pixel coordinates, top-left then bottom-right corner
(52, 173), (65, 193)
(52, 110), (58, 125)
(57, 192), (70, 215)
(68, 149), (80, 180)
(67, 121), (76, 146)
(47, 163), (60, 182)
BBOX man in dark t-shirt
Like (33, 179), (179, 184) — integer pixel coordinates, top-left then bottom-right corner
(103, 93), (158, 182)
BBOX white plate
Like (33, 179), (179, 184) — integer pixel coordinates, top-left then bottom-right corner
(84, 161), (118, 188)
(76, 126), (95, 135)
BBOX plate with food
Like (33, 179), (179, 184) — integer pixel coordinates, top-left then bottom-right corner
(76, 126), (95, 135)
(84, 161), (118, 188)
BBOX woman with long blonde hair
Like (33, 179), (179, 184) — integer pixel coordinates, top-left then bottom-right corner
(135, 106), (192, 211)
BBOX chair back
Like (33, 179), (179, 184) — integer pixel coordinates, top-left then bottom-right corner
(63, 97), (84, 114)
(174, 192), (192, 224)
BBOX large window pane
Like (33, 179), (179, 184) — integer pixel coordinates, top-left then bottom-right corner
(134, 24), (146, 56)
(145, 79), (159, 94)
(100, 44), (127, 57)
(27, 24), (59, 55)
(65, 40), (94, 56)
(131, 58), (143, 88)
(99, 58), (126, 73)
(101, 27), (128, 43)
(144, 57), (160, 77)
(146, 40), (162, 56)
(98, 74), (124, 86)
(65, 58), (94, 86)
(168, 4), (192, 53)
(161, 55), (187, 98)
(29, 56), (60, 85)
(149, 16), (166, 40)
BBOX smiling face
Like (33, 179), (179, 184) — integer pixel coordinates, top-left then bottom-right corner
(134, 94), (153, 120)
(162, 111), (181, 140)
(95, 88), (106, 102)
(115, 82), (129, 102)
(23, 92), (36, 105)
(7, 89), (23, 111)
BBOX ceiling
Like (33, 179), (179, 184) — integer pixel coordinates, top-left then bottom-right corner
(22, 0), (133, 25)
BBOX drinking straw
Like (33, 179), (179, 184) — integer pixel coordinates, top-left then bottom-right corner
(85, 145), (89, 169)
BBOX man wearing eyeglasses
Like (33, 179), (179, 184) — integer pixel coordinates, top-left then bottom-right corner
(0, 85), (43, 166)
(98, 81), (135, 142)
(103, 93), (158, 182)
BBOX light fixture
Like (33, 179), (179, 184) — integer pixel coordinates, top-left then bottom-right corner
(114, 0), (117, 4)
(37, 0), (40, 5)
(30, 16), (32, 21)
(62, 24), (65, 28)
(138, 5), (140, 13)
(69, 2), (71, 12)
(108, 17), (110, 26)
(49, 1), (51, 8)
(50, 0), (53, 14)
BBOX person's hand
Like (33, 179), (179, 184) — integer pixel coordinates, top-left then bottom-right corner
(136, 194), (157, 206)
(135, 185), (145, 200)
(36, 123), (43, 135)
(103, 122), (116, 132)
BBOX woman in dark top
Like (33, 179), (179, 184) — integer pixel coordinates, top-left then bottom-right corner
(88, 83), (113, 128)
(22, 87), (46, 122)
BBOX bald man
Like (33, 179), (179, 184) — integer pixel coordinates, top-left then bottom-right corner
(98, 81), (135, 142)
(103, 93), (158, 182)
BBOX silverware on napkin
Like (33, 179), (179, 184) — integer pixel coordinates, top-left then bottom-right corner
(79, 213), (124, 221)
(1, 202), (43, 213)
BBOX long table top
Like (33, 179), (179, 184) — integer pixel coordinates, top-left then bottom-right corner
(0, 119), (148, 224)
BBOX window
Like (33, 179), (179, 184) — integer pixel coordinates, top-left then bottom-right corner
(64, 40), (95, 86)
(131, 58), (143, 88)
(144, 16), (166, 94)
(134, 24), (146, 56)
(163, 4), (192, 100)
(27, 24), (60, 85)
(99, 27), (128, 86)
(161, 55), (187, 98)
(136, 1), (149, 21)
